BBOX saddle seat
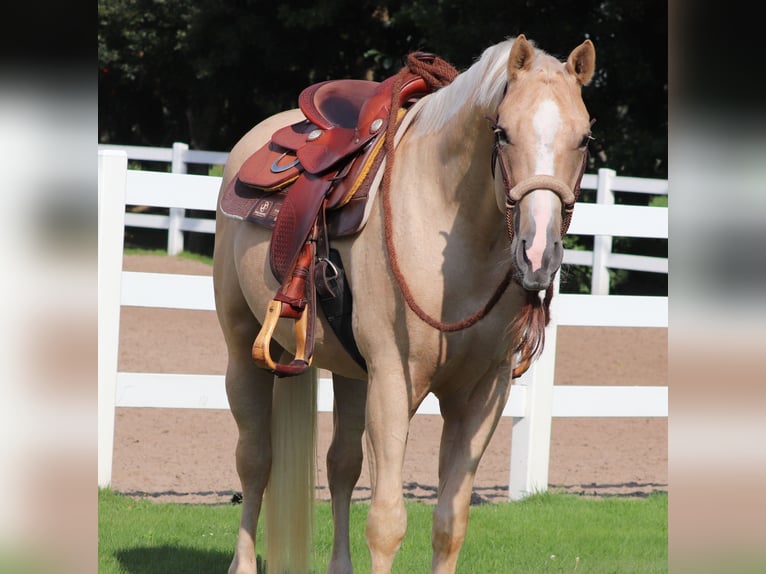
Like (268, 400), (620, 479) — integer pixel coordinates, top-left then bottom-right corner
(299, 79), (380, 130)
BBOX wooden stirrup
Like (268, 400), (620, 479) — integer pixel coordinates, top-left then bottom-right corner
(252, 300), (313, 377)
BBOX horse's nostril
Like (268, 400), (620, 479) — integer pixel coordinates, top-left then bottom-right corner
(520, 240), (531, 265)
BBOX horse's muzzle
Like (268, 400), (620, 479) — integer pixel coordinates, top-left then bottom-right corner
(509, 177), (570, 291)
(515, 236), (563, 291)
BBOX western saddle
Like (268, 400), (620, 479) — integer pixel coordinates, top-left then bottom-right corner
(221, 54), (446, 376)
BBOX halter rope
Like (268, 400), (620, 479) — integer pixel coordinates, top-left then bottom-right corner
(381, 54), (514, 332)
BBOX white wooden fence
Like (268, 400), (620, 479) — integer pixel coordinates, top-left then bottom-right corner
(97, 142), (228, 255)
(97, 150), (668, 499)
(98, 142), (667, 295)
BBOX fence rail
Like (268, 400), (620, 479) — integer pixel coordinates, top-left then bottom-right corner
(100, 143), (667, 294)
(98, 150), (668, 499)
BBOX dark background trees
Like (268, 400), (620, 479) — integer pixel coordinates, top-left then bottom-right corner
(98, 0), (667, 293)
(98, 0), (666, 177)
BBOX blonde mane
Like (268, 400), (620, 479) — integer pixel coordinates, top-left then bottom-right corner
(411, 38), (559, 137)
(411, 40), (512, 136)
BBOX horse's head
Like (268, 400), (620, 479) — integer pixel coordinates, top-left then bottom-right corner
(493, 35), (595, 291)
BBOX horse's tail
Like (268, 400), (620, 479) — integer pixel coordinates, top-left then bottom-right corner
(265, 366), (317, 573)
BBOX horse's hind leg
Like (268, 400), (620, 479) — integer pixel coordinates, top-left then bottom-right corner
(215, 259), (277, 574)
(431, 367), (512, 574)
(224, 331), (276, 574)
(326, 374), (367, 574)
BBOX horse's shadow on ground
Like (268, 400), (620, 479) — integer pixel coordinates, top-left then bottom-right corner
(115, 546), (231, 574)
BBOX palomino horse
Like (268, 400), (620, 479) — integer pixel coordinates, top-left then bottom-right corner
(214, 35), (595, 574)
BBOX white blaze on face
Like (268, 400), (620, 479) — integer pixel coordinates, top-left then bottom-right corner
(525, 98), (561, 272)
(532, 98), (561, 175)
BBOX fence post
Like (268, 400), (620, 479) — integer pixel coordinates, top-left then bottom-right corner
(508, 273), (561, 500)
(591, 168), (616, 294)
(167, 142), (189, 255)
(98, 150), (128, 487)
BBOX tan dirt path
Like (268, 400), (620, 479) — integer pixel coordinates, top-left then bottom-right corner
(112, 255), (667, 503)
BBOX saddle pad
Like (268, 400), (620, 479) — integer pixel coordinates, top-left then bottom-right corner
(219, 159), (382, 238)
(220, 178), (287, 229)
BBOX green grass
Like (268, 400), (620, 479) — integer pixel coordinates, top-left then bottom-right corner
(209, 164), (224, 177)
(99, 489), (666, 573)
(124, 248), (213, 266)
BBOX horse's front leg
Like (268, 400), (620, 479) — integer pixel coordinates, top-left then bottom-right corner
(431, 366), (512, 574)
(326, 374), (367, 574)
(364, 370), (412, 573)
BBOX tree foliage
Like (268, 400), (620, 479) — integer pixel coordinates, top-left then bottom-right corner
(98, 0), (666, 178)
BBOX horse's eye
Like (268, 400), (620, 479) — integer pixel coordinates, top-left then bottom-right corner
(494, 126), (511, 146)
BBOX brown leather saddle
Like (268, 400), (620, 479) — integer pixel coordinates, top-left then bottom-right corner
(220, 55), (436, 376)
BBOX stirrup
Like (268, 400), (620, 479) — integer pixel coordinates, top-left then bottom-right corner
(252, 300), (313, 377)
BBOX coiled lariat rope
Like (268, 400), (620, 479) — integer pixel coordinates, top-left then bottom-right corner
(381, 53), (514, 332)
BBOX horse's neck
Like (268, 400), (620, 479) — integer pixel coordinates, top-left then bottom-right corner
(382, 98), (515, 348)
(401, 98), (504, 249)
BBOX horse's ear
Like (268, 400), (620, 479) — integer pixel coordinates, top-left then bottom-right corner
(508, 34), (535, 79)
(566, 39), (596, 86)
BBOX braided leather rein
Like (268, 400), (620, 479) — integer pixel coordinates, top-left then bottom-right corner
(381, 54), (514, 332)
